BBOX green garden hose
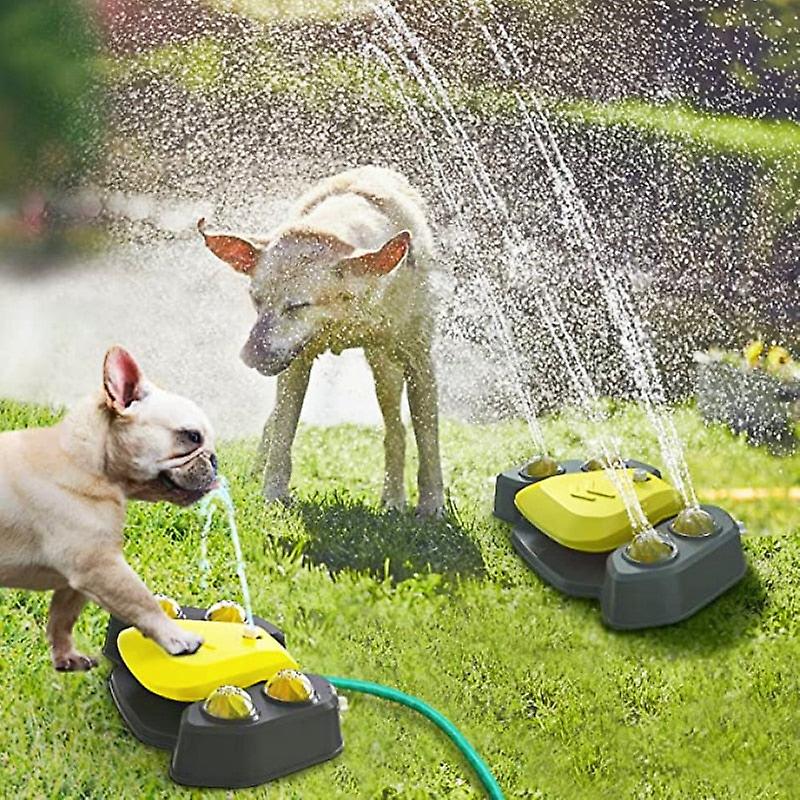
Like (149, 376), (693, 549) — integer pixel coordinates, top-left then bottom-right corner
(325, 676), (505, 800)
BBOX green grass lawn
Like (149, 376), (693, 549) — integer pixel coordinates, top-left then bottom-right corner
(0, 400), (798, 799)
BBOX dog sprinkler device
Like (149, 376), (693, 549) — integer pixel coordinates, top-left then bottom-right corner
(494, 455), (747, 629)
(103, 598), (505, 796)
(103, 478), (504, 794)
(103, 600), (343, 788)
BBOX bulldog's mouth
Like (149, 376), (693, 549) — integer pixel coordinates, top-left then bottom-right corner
(158, 471), (217, 503)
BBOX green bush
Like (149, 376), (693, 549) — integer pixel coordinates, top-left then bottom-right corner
(0, 0), (101, 199)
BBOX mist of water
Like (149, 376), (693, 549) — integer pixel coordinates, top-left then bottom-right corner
(372, 0), (655, 532)
(469, 0), (700, 509)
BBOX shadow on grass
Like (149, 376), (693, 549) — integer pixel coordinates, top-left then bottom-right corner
(293, 491), (485, 582)
(619, 564), (769, 655)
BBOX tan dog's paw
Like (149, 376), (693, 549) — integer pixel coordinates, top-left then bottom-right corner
(158, 626), (204, 656)
(53, 651), (99, 672)
(381, 493), (407, 512)
(262, 484), (293, 507)
(415, 500), (445, 519)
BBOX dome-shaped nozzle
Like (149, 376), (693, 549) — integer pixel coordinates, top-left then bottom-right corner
(154, 594), (183, 620)
(265, 669), (316, 704)
(203, 685), (257, 720)
(205, 600), (247, 623)
(625, 529), (676, 564)
(522, 454), (561, 479)
(582, 454), (625, 472)
(671, 507), (717, 537)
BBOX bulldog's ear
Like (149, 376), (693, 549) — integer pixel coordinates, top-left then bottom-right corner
(340, 230), (411, 277)
(197, 218), (262, 275)
(103, 346), (146, 413)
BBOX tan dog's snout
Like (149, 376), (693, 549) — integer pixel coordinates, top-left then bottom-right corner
(240, 312), (274, 368)
(240, 314), (301, 376)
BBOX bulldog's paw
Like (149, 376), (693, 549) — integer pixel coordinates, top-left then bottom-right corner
(53, 651), (99, 672)
(158, 626), (204, 657)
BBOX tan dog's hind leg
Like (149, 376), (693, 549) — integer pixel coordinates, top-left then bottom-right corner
(405, 349), (445, 518)
(47, 588), (97, 671)
(67, 551), (203, 656)
(262, 356), (312, 504)
(366, 349), (407, 510)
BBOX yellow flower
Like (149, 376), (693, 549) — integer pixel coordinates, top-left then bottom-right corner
(743, 339), (764, 367)
(766, 345), (792, 371)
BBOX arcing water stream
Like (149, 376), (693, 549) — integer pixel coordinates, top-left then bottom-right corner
(371, 1), (651, 534)
(196, 476), (255, 626)
(470, 0), (699, 510)
(370, 0), (702, 538)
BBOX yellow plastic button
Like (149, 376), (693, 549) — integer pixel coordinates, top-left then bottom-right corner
(515, 469), (682, 553)
(117, 619), (299, 702)
(265, 670), (316, 704)
(204, 685), (257, 720)
(205, 600), (247, 623)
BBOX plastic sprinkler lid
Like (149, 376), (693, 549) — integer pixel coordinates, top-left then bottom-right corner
(203, 685), (257, 720)
(582, 455), (625, 472)
(154, 595), (183, 620)
(624, 529), (676, 565)
(205, 600), (247, 623)
(265, 669), (316, 704)
(671, 506), (716, 537)
(522, 455), (561, 479)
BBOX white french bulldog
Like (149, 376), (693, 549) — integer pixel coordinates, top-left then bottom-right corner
(0, 347), (217, 670)
(199, 166), (444, 517)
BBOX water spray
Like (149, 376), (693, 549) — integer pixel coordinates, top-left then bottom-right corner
(371, 2), (747, 617)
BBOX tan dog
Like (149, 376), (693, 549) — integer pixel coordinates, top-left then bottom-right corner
(0, 347), (217, 670)
(199, 166), (444, 517)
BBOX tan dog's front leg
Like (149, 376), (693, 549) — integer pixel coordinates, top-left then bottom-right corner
(262, 356), (312, 504)
(366, 348), (406, 510)
(67, 550), (203, 656)
(405, 349), (445, 518)
(47, 588), (97, 671)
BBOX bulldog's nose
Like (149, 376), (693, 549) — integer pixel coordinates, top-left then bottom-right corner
(210, 453), (218, 473)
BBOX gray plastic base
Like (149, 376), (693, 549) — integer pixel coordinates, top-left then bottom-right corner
(170, 674), (342, 788)
(104, 608), (343, 788)
(601, 505), (746, 629)
(496, 461), (747, 629)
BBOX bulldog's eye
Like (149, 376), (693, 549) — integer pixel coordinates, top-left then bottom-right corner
(284, 301), (311, 314)
(184, 430), (203, 445)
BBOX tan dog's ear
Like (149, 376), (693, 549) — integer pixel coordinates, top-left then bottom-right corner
(103, 346), (146, 413)
(197, 218), (261, 275)
(340, 230), (411, 277)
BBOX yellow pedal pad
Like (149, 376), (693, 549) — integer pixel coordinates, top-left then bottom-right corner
(514, 469), (682, 553)
(117, 619), (300, 702)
